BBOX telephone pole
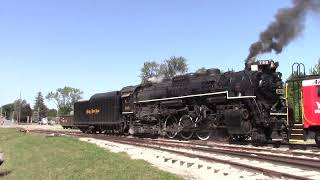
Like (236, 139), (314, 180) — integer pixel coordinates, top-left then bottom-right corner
(18, 91), (21, 124)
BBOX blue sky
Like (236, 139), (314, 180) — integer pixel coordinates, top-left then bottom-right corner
(0, 0), (319, 108)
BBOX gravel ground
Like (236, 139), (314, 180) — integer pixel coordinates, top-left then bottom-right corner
(80, 137), (272, 180)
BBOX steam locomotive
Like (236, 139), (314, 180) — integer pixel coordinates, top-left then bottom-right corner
(74, 60), (288, 143)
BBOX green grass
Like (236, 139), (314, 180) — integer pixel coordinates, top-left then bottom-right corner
(0, 128), (181, 180)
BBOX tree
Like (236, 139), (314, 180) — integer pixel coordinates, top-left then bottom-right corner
(33, 92), (48, 121)
(310, 59), (320, 75)
(162, 56), (188, 78)
(1, 103), (14, 119)
(13, 99), (32, 123)
(196, 67), (207, 73)
(140, 61), (160, 83)
(140, 56), (188, 83)
(21, 103), (32, 123)
(46, 86), (83, 116)
(47, 109), (58, 118)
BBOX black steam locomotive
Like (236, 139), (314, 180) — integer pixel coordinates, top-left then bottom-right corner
(74, 60), (288, 143)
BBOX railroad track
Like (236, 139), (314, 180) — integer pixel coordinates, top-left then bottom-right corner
(29, 129), (320, 179)
(151, 138), (320, 160)
(139, 140), (320, 166)
(82, 135), (320, 180)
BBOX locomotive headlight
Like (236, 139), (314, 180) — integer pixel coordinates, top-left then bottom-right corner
(270, 61), (275, 68)
(251, 65), (258, 71)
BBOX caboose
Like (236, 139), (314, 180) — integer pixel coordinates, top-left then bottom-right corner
(286, 63), (320, 147)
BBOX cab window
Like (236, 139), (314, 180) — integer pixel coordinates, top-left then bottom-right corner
(318, 86), (320, 98)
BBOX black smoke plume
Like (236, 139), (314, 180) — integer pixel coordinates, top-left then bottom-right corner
(246, 0), (320, 64)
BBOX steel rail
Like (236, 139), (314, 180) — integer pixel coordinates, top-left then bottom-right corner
(153, 141), (320, 169)
(106, 138), (314, 180)
(154, 138), (320, 159)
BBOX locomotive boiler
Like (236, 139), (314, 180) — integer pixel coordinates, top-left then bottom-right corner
(74, 60), (288, 144)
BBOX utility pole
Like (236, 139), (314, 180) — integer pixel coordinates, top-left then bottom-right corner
(18, 91), (21, 124)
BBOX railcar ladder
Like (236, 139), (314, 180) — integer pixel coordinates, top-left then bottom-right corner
(287, 63), (305, 142)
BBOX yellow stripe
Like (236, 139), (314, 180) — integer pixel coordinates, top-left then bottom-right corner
(291, 134), (304, 136)
(289, 139), (305, 143)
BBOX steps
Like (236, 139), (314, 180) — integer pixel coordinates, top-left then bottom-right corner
(289, 124), (305, 142)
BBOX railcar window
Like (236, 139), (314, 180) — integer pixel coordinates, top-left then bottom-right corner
(318, 86), (320, 98)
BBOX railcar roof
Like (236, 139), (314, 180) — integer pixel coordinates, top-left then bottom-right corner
(90, 91), (119, 101)
(286, 75), (320, 82)
(120, 85), (140, 93)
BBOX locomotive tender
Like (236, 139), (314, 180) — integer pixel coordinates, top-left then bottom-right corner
(74, 60), (288, 143)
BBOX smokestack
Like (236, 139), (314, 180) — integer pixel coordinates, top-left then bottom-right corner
(246, 0), (320, 65)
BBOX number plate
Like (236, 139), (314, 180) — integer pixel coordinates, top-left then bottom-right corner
(276, 89), (284, 94)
